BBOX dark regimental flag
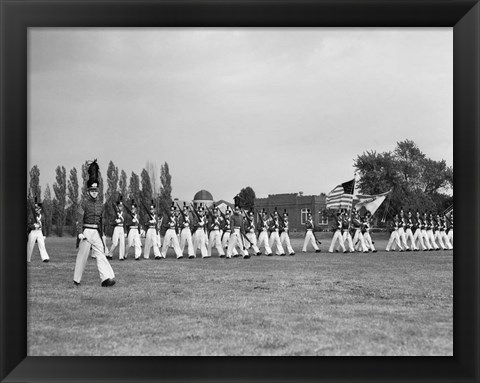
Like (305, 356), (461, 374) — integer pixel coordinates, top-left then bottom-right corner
(326, 179), (355, 210)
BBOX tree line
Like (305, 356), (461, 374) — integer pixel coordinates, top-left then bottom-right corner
(27, 161), (172, 237)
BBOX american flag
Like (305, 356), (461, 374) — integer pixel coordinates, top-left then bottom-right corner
(326, 179), (355, 210)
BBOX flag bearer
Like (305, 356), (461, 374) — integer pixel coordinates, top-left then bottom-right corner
(27, 197), (50, 263)
(303, 209), (321, 253)
(352, 209), (368, 253)
(362, 212), (377, 252)
(279, 209), (295, 256)
(73, 160), (115, 287)
(328, 210), (346, 253)
(341, 209), (355, 253)
(109, 196), (126, 260)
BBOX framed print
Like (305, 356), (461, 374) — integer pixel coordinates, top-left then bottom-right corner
(1, 0), (479, 382)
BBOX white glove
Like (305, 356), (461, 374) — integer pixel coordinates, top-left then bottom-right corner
(78, 233), (86, 240)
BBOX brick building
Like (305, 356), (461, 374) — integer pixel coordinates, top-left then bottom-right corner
(255, 193), (328, 232)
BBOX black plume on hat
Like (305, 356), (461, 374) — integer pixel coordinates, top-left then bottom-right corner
(87, 159), (100, 189)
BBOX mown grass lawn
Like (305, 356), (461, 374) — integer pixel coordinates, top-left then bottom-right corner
(27, 234), (453, 356)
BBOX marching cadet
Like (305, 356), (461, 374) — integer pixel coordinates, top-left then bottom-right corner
(256, 209), (273, 256)
(351, 209), (368, 253)
(178, 203), (195, 259)
(420, 212), (433, 251)
(385, 213), (404, 252)
(405, 210), (419, 251)
(243, 209), (261, 256)
(303, 209), (321, 253)
(440, 213), (453, 250)
(398, 208), (410, 251)
(73, 160), (115, 287)
(426, 212), (440, 250)
(269, 208), (286, 256)
(226, 204), (250, 259)
(446, 211), (453, 246)
(207, 205), (226, 258)
(279, 209), (295, 256)
(328, 210), (346, 253)
(109, 196), (126, 260)
(192, 204), (209, 258)
(342, 209), (355, 253)
(161, 203), (183, 259)
(143, 200), (162, 259)
(412, 210), (427, 251)
(436, 213), (452, 250)
(27, 197), (50, 263)
(362, 212), (377, 252)
(125, 200), (142, 260)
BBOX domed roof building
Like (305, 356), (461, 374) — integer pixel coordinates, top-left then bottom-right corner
(193, 189), (214, 208)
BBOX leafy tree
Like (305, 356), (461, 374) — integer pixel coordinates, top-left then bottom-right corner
(237, 186), (256, 209)
(158, 162), (172, 216)
(53, 166), (67, 236)
(354, 140), (453, 221)
(103, 161), (119, 236)
(28, 165), (42, 201)
(67, 167), (79, 236)
(145, 161), (159, 197)
(119, 169), (128, 200)
(43, 184), (53, 237)
(140, 169), (153, 223)
(128, 171), (141, 206)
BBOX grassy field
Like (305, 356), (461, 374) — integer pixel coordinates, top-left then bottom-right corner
(27, 233), (453, 356)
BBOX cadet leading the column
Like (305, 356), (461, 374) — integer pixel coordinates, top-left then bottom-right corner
(27, 196), (50, 263)
(73, 160), (115, 287)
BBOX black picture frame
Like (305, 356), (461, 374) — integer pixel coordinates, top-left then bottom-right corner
(1, 0), (478, 382)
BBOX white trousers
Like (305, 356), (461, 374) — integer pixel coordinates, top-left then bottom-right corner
(427, 230), (439, 249)
(208, 229), (225, 257)
(386, 230), (403, 251)
(144, 228), (161, 258)
(221, 231), (238, 255)
(110, 226), (125, 259)
(74, 228), (115, 283)
(226, 229), (248, 258)
(342, 231), (354, 252)
(179, 227), (195, 257)
(27, 229), (50, 262)
(440, 231), (453, 249)
(398, 228), (409, 250)
(352, 229), (368, 252)
(363, 232), (375, 251)
(413, 229), (426, 250)
(245, 232), (260, 254)
(280, 232), (294, 254)
(328, 230), (345, 253)
(448, 229), (453, 246)
(193, 228), (209, 258)
(405, 228), (417, 250)
(303, 230), (320, 252)
(126, 228), (142, 259)
(257, 230), (272, 255)
(161, 228), (183, 258)
(269, 230), (285, 255)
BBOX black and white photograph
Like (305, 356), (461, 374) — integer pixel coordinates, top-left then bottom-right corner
(26, 27), (453, 356)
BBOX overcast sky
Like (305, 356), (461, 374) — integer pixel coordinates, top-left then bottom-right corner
(28, 28), (452, 202)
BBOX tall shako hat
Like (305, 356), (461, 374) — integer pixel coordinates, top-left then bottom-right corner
(213, 203), (218, 212)
(170, 202), (176, 212)
(283, 209), (288, 217)
(131, 199), (137, 208)
(248, 209), (254, 217)
(116, 195), (123, 205)
(198, 203), (204, 213)
(183, 202), (188, 211)
(307, 209), (312, 216)
(226, 205), (232, 214)
(274, 207), (278, 216)
(150, 199), (155, 209)
(87, 159), (100, 191)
